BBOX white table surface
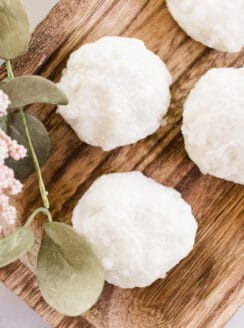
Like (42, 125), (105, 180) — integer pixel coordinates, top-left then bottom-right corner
(0, 1), (243, 327)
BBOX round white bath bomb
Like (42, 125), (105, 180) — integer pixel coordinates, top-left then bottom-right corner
(166, 0), (244, 52)
(72, 171), (197, 288)
(182, 67), (244, 185)
(57, 37), (171, 151)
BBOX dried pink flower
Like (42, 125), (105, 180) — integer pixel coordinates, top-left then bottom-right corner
(0, 90), (10, 117)
(0, 94), (27, 231)
(0, 129), (27, 162)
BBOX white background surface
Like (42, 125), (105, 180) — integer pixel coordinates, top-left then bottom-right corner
(0, 1), (243, 327)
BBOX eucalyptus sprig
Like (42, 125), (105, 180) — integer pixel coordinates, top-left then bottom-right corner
(0, 0), (104, 316)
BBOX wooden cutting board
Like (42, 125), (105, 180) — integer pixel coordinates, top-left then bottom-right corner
(0, 1), (243, 327)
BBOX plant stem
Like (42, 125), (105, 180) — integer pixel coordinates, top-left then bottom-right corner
(5, 60), (14, 80)
(19, 107), (49, 208)
(5, 60), (50, 209)
(24, 207), (52, 227)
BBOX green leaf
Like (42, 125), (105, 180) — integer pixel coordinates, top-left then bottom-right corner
(0, 76), (69, 110)
(0, 0), (30, 60)
(0, 113), (51, 179)
(0, 227), (35, 268)
(0, 113), (7, 130)
(0, 77), (9, 85)
(37, 222), (105, 316)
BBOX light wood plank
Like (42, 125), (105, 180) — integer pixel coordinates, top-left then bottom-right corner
(0, 1), (244, 327)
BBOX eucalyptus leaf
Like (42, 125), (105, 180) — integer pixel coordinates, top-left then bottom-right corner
(0, 76), (68, 110)
(37, 222), (105, 316)
(0, 0), (30, 59)
(0, 77), (9, 85)
(0, 113), (7, 130)
(0, 227), (35, 268)
(0, 113), (50, 179)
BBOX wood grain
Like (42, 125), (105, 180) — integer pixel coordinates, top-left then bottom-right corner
(1, 0), (244, 327)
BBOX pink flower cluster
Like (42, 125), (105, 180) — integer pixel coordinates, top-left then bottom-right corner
(0, 92), (27, 232)
(0, 89), (10, 117)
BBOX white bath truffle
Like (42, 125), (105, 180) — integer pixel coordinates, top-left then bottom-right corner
(166, 0), (244, 52)
(58, 37), (171, 151)
(72, 172), (197, 288)
(182, 67), (244, 185)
